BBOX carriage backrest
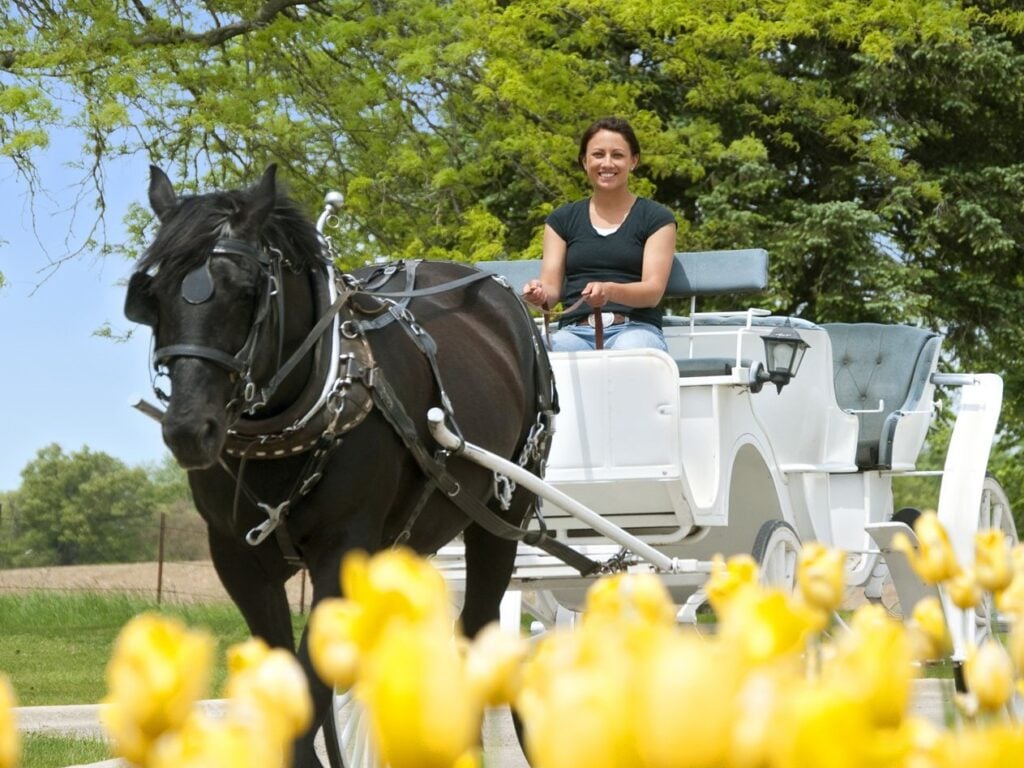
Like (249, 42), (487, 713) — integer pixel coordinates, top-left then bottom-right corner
(476, 248), (769, 299)
(822, 323), (941, 470)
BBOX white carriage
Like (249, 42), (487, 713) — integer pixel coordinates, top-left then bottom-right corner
(424, 248), (1016, 666)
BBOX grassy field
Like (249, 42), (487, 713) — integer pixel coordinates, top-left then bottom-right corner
(0, 591), (306, 706)
(21, 734), (111, 768)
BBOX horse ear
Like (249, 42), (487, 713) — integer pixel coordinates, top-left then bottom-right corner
(125, 271), (158, 327)
(149, 165), (177, 223)
(236, 164), (278, 240)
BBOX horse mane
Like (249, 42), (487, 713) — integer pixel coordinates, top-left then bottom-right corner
(137, 184), (325, 291)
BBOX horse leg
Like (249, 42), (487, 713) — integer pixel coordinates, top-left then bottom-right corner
(293, 550), (346, 768)
(208, 528), (296, 651)
(210, 531), (325, 766)
(459, 521), (520, 639)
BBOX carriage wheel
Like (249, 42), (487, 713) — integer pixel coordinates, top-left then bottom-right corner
(974, 475), (1018, 641)
(325, 688), (380, 768)
(751, 520), (801, 590)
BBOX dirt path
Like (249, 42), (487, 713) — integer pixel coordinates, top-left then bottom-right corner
(0, 561), (312, 610)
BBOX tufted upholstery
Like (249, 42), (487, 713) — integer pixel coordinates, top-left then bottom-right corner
(823, 323), (941, 469)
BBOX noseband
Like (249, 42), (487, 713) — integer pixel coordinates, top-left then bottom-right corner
(152, 237), (282, 413)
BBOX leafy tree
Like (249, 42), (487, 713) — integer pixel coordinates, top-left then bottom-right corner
(10, 444), (157, 566)
(146, 455), (209, 561)
(2, 1), (1023, 504)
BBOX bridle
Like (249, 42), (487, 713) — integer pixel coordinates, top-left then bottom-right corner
(151, 237), (285, 418)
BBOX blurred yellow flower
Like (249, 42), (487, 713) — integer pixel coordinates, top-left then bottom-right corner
(975, 530), (1014, 594)
(632, 633), (739, 768)
(584, 572), (676, 630)
(994, 544), (1024, 617)
(767, 682), (873, 768)
(892, 512), (959, 585)
(517, 631), (631, 768)
(342, 548), (452, 635)
(224, 638), (313, 746)
(360, 621), (478, 768)
(946, 568), (982, 610)
(148, 710), (283, 768)
(706, 554), (759, 616)
(941, 723), (1024, 766)
(909, 597), (952, 660)
(0, 674), (20, 768)
(465, 622), (527, 707)
(718, 586), (816, 665)
(101, 613), (213, 765)
(797, 542), (846, 615)
(827, 605), (914, 729)
(308, 597), (362, 689)
(964, 641), (1015, 713)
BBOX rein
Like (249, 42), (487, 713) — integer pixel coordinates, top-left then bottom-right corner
(527, 296), (606, 350)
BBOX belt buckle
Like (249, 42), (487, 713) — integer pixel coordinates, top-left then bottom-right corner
(588, 311), (615, 328)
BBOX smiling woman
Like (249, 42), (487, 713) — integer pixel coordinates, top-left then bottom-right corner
(520, 117), (678, 352)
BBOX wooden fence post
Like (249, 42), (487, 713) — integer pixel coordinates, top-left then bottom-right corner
(157, 512), (166, 605)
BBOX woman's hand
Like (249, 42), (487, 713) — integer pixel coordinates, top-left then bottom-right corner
(581, 281), (611, 308)
(522, 279), (549, 308)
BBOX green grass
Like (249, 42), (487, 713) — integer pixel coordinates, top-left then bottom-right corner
(21, 733), (111, 768)
(0, 592), (306, 706)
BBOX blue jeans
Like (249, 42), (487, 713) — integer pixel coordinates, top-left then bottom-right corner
(548, 320), (668, 352)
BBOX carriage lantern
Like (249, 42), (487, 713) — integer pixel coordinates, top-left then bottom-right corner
(758, 321), (810, 393)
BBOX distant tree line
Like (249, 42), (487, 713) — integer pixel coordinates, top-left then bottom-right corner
(0, 445), (206, 568)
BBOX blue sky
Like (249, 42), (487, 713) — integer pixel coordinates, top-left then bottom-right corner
(0, 146), (168, 492)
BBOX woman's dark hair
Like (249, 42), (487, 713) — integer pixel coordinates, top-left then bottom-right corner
(577, 117), (641, 168)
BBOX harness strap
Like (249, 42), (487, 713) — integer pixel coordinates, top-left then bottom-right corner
(369, 368), (599, 576)
(358, 268), (494, 300)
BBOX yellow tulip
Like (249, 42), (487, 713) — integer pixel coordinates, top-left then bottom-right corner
(0, 675), (20, 768)
(583, 572), (676, 629)
(908, 597), (952, 660)
(224, 639), (313, 745)
(632, 633), (739, 768)
(766, 682), (873, 768)
(517, 632), (630, 768)
(1007, 619), (1024, 675)
(975, 529), (1014, 594)
(360, 621), (478, 768)
(342, 548), (452, 633)
(101, 613), (213, 765)
(942, 723), (1024, 766)
(308, 597), (362, 689)
(148, 710), (283, 768)
(717, 585), (816, 665)
(706, 553), (759, 616)
(946, 568), (982, 610)
(892, 512), (959, 585)
(465, 622), (527, 707)
(994, 544), (1024, 617)
(797, 542), (846, 615)
(964, 641), (1015, 713)
(827, 605), (914, 729)
(730, 668), (787, 768)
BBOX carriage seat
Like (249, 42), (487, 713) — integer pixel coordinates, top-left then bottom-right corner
(477, 249), (770, 378)
(822, 323), (941, 470)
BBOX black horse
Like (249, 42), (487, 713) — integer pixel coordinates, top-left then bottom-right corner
(124, 165), (557, 767)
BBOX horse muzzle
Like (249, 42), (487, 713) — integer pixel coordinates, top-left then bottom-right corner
(159, 360), (235, 469)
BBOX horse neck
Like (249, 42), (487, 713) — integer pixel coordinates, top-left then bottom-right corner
(258, 267), (318, 415)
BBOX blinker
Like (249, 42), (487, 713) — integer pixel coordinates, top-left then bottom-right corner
(182, 259), (215, 304)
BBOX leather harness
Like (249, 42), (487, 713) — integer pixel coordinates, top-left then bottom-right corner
(154, 247), (597, 576)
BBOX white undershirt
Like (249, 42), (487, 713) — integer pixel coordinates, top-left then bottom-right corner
(593, 225), (619, 236)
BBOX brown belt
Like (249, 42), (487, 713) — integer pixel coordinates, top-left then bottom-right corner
(576, 312), (628, 327)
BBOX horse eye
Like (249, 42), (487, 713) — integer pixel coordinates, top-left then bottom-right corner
(181, 260), (216, 304)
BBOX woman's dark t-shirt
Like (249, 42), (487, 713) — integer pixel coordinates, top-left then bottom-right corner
(547, 197), (676, 328)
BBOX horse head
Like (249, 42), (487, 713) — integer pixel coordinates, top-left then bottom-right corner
(125, 165), (319, 469)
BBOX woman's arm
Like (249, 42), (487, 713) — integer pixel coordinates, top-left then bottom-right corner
(582, 222), (676, 308)
(522, 224), (566, 308)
